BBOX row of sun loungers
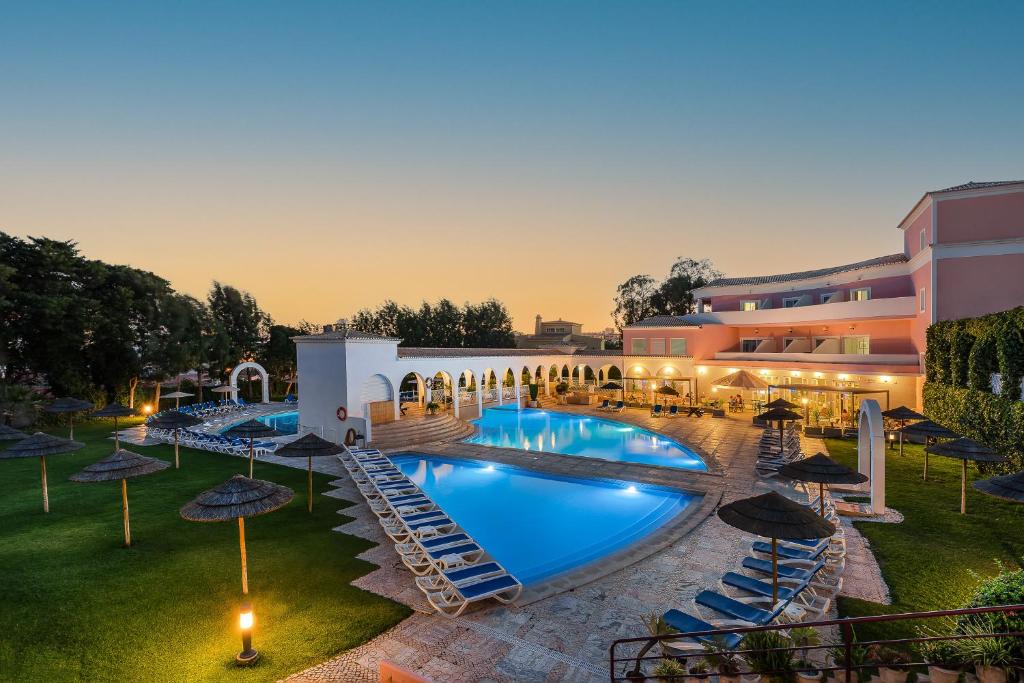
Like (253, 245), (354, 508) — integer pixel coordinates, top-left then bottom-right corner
(756, 423), (804, 476)
(596, 400), (625, 412)
(661, 490), (846, 654)
(175, 399), (248, 418)
(339, 446), (523, 616)
(146, 427), (278, 457)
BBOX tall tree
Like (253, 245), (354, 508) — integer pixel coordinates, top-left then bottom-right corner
(260, 324), (300, 397)
(612, 274), (659, 331)
(207, 282), (268, 365)
(651, 257), (722, 315)
(462, 299), (515, 347)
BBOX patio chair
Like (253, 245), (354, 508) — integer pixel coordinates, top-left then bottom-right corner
(596, 399), (610, 410)
(651, 404), (663, 417)
(667, 405), (679, 418)
(611, 401), (624, 412)
(423, 573), (522, 617)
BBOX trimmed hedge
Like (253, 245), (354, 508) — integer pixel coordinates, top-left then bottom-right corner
(924, 307), (1024, 473)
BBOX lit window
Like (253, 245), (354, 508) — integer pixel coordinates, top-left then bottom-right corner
(919, 287), (926, 312)
(630, 338), (648, 354)
(850, 288), (871, 302)
(670, 338), (687, 356)
(741, 300), (759, 311)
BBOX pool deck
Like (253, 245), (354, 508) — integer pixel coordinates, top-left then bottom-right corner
(276, 405), (889, 683)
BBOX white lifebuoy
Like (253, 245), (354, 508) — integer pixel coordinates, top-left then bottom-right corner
(336, 406), (347, 421)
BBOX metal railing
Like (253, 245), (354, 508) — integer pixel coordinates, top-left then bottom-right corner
(609, 604), (1023, 682)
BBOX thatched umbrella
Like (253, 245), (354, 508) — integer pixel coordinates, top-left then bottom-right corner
(765, 398), (799, 410)
(925, 438), (1006, 514)
(69, 449), (169, 546)
(757, 407), (803, 445)
(273, 434), (343, 512)
(654, 384), (679, 406)
(713, 369), (769, 391)
(93, 403), (135, 451)
(223, 420), (281, 478)
(210, 384), (234, 403)
(2, 432), (85, 512)
(973, 470), (1024, 505)
(181, 475), (293, 591)
(0, 424), (27, 442)
(779, 452), (869, 516)
(599, 382), (622, 390)
(881, 406), (925, 457)
(718, 491), (835, 603)
(147, 410), (202, 469)
(899, 420), (959, 481)
(160, 390), (194, 410)
(45, 397), (93, 440)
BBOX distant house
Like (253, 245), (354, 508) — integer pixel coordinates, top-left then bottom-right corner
(516, 316), (606, 351)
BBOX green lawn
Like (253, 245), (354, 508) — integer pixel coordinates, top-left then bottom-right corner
(825, 438), (1024, 639)
(0, 420), (409, 682)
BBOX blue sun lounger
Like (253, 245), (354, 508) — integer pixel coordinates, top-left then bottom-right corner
(695, 590), (784, 625)
(742, 556), (826, 581)
(416, 561), (507, 591)
(424, 573), (522, 617)
(662, 609), (743, 649)
(721, 572), (798, 601)
(752, 540), (826, 560)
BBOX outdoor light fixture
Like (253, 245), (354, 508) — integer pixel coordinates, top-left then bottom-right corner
(237, 601), (258, 665)
(838, 374), (849, 381)
(697, 367), (707, 375)
(791, 371), (801, 377)
(889, 432), (896, 450)
(142, 404), (153, 415)
(880, 376), (893, 384)
(813, 372), (823, 378)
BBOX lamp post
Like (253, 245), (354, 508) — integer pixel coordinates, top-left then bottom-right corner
(237, 601), (258, 665)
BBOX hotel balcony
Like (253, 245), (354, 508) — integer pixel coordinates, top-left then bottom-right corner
(693, 296), (918, 325)
(713, 350), (921, 366)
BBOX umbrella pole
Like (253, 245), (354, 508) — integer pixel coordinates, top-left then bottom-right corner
(40, 455), (49, 513)
(923, 445), (929, 481)
(249, 438), (255, 478)
(898, 419), (904, 457)
(820, 482), (826, 517)
(771, 537), (779, 605)
(113, 416), (120, 451)
(961, 460), (967, 515)
(307, 455), (313, 513)
(239, 516), (249, 595)
(174, 430), (180, 469)
(122, 478), (131, 547)
(69, 414), (74, 441)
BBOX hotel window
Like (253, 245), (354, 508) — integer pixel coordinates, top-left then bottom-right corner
(782, 297), (801, 308)
(670, 338), (688, 356)
(630, 338), (648, 354)
(919, 229), (927, 252)
(919, 287), (926, 312)
(850, 287), (871, 302)
(842, 335), (870, 355)
(820, 292), (838, 304)
(740, 300), (759, 311)
(651, 338), (666, 355)
(741, 338), (761, 353)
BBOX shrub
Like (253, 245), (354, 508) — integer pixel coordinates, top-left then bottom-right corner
(967, 332), (998, 392)
(996, 318), (1024, 400)
(741, 630), (795, 682)
(651, 658), (688, 682)
(960, 569), (1024, 659)
(554, 382), (569, 395)
(923, 384), (1024, 472)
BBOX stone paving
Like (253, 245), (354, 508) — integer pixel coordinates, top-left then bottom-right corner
(274, 406), (892, 683)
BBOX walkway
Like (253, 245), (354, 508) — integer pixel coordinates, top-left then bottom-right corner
(279, 406), (889, 682)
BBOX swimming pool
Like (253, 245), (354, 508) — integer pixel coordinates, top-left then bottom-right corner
(392, 454), (697, 585)
(256, 411), (298, 435)
(465, 406), (707, 471)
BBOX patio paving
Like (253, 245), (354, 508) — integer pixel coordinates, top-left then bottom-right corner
(272, 406), (890, 682)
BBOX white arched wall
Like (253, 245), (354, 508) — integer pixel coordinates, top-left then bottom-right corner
(229, 361), (270, 403)
(857, 398), (886, 515)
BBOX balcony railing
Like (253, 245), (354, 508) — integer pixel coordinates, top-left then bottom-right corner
(696, 296), (918, 326)
(608, 604), (1023, 683)
(714, 351), (921, 366)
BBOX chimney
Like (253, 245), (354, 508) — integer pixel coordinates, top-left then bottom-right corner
(322, 324), (334, 334)
(535, 314), (542, 335)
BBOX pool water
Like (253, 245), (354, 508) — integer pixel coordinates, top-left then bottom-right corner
(256, 411), (298, 435)
(392, 454), (697, 585)
(465, 406), (707, 471)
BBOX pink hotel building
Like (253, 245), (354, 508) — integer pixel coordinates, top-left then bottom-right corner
(621, 180), (1024, 411)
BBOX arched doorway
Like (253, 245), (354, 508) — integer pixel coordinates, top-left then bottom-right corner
(229, 361), (270, 403)
(361, 374), (396, 425)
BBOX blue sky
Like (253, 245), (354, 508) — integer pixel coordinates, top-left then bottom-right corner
(2, 2), (1022, 329)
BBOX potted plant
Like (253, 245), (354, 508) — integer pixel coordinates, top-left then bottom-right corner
(425, 401), (439, 416)
(953, 616), (1016, 683)
(555, 382), (569, 404)
(740, 630), (795, 683)
(789, 627), (822, 683)
(872, 647), (910, 683)
(652, 658), (688, 682)
(827, 638), (870, 683)
(704, 637), (743, 683)
(528, 383), (539, 408)
(917, 634), (960, 683)
(685, 659), (710, 683)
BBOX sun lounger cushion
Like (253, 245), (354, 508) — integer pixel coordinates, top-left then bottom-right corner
(663, 609), (743, 648)
(695, 590), (778, 625)
(722, 572), (797, 600)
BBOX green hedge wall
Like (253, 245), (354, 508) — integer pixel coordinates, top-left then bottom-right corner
(923, 306), (1024, 473)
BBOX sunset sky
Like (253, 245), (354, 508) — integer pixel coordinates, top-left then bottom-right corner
(2, 2), (1023, 331)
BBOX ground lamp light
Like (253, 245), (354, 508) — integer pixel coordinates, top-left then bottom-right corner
(925, 437), (1006, 515)
(223, 420), (282, 478)
(92, 403), (135, 451)
(897, 419), (959, 481)
(69, 448), (169, 546)
(2, 432), (85, 512)
(881, 406), (925, 457)
(146, 410), (202, 468)
(273, 433), (343, 513)
(44, 397), (93, 440)
(718, 491), (835, 603)
(180, 474), (293, 666)
(778, 452), (868, 517)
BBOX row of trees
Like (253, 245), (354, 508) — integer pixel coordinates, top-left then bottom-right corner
(350, 299), (516, 348)
(0, 234), (307, 403)
(611, 257), (722, 330)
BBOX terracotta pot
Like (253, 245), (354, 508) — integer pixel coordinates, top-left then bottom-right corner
(719, 675), (742, 683)
(878, 667), (908, 683)
(740, 675), (761, 683)
(926, 666), (959, 683)
(976, 665), (1007, 683)
(796, 671), (822, 683)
